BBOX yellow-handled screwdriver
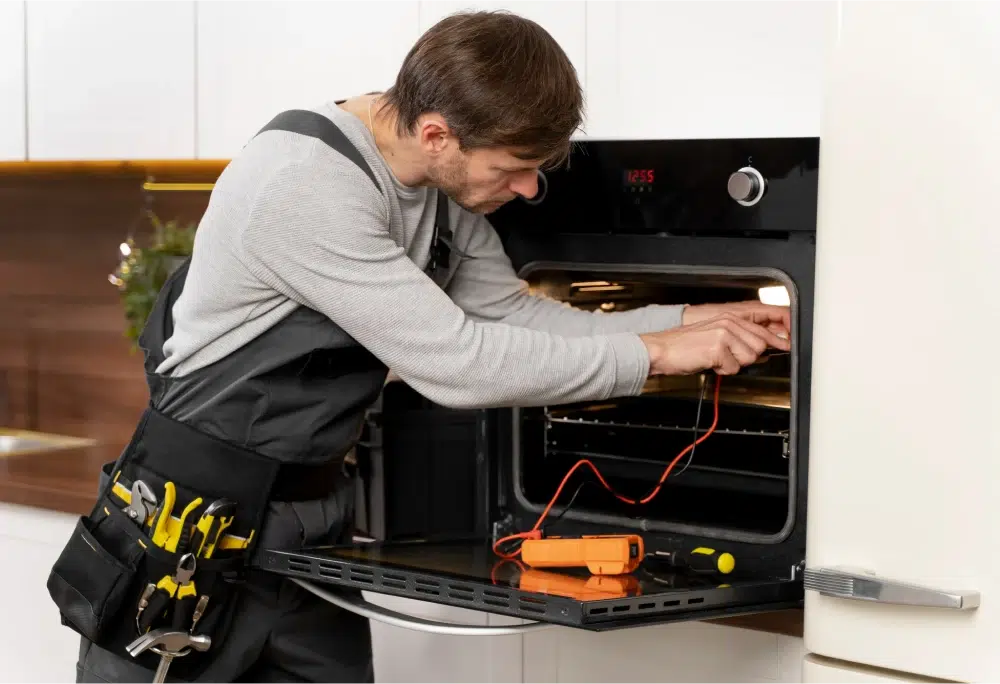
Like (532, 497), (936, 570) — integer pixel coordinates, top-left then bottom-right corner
(652, 547), (735, 575)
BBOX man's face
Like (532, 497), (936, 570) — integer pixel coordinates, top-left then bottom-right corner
(429, 145), (542, 214)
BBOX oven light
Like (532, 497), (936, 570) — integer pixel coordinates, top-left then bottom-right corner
(758, 286), (790, 306)
(571, 281), (611, 288)
(577, 285), (626, 293)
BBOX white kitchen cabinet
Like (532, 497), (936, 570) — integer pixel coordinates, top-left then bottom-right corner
(805, 1), (1000, 682)
(523, 622), (804, 683)
(584, 0), (837, 139)
(0, 1), (25, 161)
(418, 1), (587, 129)
(25, 0), (195, 160)
(0, 504), (79, 683)
(802, 655), (925, 683)
(195, 1), (420, 159)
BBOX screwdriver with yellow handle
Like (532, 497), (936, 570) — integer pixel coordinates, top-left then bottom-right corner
(651, 547), (735, 575)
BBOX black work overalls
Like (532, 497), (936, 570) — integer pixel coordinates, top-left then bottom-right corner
(46, 109), (457, 683)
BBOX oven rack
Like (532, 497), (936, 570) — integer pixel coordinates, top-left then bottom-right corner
(544, 415), (788, 439)
(543, 447), (790, 481)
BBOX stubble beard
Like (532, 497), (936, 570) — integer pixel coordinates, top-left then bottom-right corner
(429, 156), (495, 214)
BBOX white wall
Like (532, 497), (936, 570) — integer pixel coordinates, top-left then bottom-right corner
(585, 0), (836, 139)
(0, 0), (25, 160)
(0, 1), (836, 161)
(24, 0), (196, 159)
(195, 1), (421, 158)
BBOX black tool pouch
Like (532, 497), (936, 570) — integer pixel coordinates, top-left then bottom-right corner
(46, 408), (284, 681)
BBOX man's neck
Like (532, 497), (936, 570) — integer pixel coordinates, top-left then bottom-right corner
(353, 94), (428, 188)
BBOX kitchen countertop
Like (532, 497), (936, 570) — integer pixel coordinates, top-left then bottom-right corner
(0, 435), (111, 515)
(0, 440), (803, 639)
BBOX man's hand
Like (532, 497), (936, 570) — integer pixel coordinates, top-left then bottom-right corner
(682, 301), (791, 341)
(639, 313), (791, 376)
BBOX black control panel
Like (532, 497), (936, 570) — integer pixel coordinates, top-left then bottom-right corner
(487, 137), (820, 238)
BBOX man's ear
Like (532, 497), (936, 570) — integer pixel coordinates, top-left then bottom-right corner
(415, 112), (454, 156)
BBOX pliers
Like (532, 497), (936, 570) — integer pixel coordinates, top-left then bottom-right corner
(137, 485), (204, 632)
(136, 552), (197, 633)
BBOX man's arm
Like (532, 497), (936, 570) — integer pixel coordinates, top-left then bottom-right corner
(445, 212), (687, 336)
(239, 160), (650, 409)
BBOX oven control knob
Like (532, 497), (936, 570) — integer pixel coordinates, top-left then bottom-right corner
(728, 166), (766, 206)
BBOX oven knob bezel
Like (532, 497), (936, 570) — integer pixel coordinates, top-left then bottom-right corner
(728, 166), (766, 206)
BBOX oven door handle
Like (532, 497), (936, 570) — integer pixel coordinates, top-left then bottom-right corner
(804, 566), (980, 610)
(291, 578), (556, 635)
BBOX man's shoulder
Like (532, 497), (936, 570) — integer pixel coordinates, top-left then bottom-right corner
(234, 102), (383, 196)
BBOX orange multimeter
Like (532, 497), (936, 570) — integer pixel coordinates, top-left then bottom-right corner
(520, 534), (644, 575)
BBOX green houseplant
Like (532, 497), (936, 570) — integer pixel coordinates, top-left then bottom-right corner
(110, 211), (197, 349)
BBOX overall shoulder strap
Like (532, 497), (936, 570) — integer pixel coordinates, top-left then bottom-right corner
(252, 109), (462, 276)
(254, 109), (383, 194)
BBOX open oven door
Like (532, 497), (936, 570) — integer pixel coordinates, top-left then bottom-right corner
(259, 537), (803, 633)
(257, 382), (804, 634)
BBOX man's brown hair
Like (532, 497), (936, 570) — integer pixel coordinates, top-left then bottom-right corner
(380, 10), (583, 169)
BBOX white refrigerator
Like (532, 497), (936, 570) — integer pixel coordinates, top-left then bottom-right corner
(803, 1), (999, 681)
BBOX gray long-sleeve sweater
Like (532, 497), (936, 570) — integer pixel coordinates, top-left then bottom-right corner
(155, 101), (685, 408)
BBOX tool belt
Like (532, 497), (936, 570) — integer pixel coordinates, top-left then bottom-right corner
(45, 407), (346, 681)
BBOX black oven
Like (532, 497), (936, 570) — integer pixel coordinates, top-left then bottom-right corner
(259, 136), (820, 632)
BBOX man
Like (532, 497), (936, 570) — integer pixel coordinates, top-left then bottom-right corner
(72, 10), (789, 683)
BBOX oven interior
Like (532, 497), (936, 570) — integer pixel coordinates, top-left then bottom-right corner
(506, 266), (797, 547)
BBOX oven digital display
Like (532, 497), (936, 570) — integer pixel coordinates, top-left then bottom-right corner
(623, 168), (655, 187)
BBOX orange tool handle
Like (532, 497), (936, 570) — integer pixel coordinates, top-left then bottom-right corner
(520, 534), (644, 575)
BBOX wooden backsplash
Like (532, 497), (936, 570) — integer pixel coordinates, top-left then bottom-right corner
(0, 163), (224, 449)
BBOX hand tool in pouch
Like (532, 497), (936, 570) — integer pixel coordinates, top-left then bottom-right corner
(126, 626), (212, 684)
(114, 479), (157, 527)
(190, 498), (236, 559)
(166, 497), (203, 553)
(167, 498), (237, 632)
(149, 482), (177, 549)
(137, 486), (204, 632)
(166, 499), (203, 632)
(118, 479), (248, 554)
(137, 552), (197, 634)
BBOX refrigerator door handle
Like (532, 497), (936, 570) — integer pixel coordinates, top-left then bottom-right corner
(804, 566), (980, 610)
